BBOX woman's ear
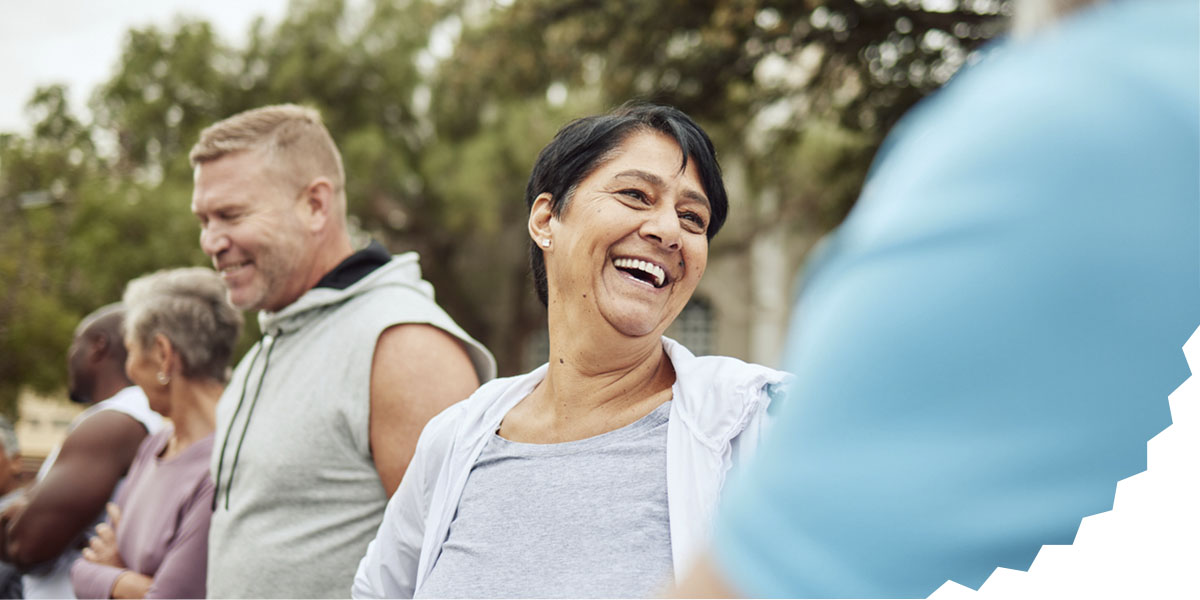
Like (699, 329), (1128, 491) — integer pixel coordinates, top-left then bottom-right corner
(528, 193), (555, 249)
(153, 333), (177, 376)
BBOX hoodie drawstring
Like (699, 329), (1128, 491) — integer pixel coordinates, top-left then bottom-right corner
(212, 332), (280, 510)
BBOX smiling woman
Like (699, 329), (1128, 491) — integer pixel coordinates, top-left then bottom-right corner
(352, 103), (791, 600)
(532, 131), (711, 341)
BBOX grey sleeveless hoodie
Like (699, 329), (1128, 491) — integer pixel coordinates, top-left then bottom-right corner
(207, 252), (495, 599)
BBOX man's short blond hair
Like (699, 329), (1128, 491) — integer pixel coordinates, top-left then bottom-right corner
(189, 104), (345, 197)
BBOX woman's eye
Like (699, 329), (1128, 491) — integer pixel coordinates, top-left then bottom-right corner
(620, 189), (649, 203)
(680, 212), (708, 232)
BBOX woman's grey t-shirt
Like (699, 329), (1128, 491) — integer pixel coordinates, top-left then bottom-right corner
(415, 401), (674, 599)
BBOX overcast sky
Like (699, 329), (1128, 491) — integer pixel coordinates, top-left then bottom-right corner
(0, 0), (291, 134)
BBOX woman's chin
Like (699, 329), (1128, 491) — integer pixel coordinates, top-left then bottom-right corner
(599, 307), (670, 339)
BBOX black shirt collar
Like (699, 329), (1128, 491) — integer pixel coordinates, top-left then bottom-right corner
(314, 240), (391, 290)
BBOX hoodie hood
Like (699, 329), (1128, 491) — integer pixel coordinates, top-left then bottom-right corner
(258, 252), (434, 336)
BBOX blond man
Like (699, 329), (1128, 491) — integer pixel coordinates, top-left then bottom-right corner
(190, 104), (495, 598)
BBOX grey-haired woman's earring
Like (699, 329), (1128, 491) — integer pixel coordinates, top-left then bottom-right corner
(156, 372), (170, 386)
(541, 239), (552, 248)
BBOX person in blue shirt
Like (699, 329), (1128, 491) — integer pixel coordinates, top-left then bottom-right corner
(674, 0), (1200, 597)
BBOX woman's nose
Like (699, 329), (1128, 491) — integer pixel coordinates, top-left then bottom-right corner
(641, 205), (682, 251)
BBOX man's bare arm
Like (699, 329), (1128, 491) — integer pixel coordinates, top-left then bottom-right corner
(1, 410), (147, 568)
(369, 324), (480, 496)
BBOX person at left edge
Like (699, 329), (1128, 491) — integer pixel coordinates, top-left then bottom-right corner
(0, 305), (164, 600)
(190, 104), (496, 599)
(0, 416), (26, 599)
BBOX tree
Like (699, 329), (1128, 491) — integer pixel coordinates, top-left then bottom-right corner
(429, 0), (1010, 361)
(0, 86), (202, 416)
(2, 0), (1013, 416)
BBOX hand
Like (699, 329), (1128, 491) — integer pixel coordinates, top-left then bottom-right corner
(0, 493), (27, 561)
(0, 492), (29, 521)
(81, 503), (125, 569)
(0, 492), (28, 532)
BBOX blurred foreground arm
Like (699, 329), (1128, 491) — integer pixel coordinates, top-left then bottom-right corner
(695, 2), (1199, 596)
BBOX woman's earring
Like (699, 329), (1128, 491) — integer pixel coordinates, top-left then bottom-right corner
(156, 372), (170, 386)
(541, 239), (552, 248)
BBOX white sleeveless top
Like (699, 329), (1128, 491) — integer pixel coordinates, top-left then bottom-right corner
(36, 386), (164, 480)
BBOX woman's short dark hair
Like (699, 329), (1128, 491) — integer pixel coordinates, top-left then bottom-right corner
(524, 102), (729, 306)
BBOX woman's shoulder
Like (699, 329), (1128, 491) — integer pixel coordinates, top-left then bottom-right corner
(134, 425), (174, 463)
(664, 338), (790, 396)
(663, 337), (791, 440)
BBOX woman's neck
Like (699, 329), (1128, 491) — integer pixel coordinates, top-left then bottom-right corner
(501, 324), (674, 443)
(162, 378), (222, 459)
(548, 334), (668, 406)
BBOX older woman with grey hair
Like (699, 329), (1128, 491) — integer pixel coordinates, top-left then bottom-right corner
(71, 267), (241, 599)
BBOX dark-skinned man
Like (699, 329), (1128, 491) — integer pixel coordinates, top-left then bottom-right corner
(0, 304), (163, 599)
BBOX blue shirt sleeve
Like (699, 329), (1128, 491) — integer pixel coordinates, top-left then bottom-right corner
(711, 2), (1200, 597)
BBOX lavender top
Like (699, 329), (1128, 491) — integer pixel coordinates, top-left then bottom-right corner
(70, 426), (215, 599)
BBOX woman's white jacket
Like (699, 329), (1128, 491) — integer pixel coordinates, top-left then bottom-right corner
(352, 337), (790, 598)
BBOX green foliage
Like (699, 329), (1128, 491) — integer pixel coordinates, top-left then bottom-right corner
(0, 85), (211, 416)
(1, 0), (1011, 412)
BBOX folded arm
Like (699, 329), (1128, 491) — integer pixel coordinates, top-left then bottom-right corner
(1, 411), (147, 569)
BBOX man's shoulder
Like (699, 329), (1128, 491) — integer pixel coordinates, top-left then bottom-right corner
(270, 281), (440, 350)
(319, 278), (445, 331)
(262, 253), (438, 333)
(57, 408), (149, 462)
(79, 387), (161, 433)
